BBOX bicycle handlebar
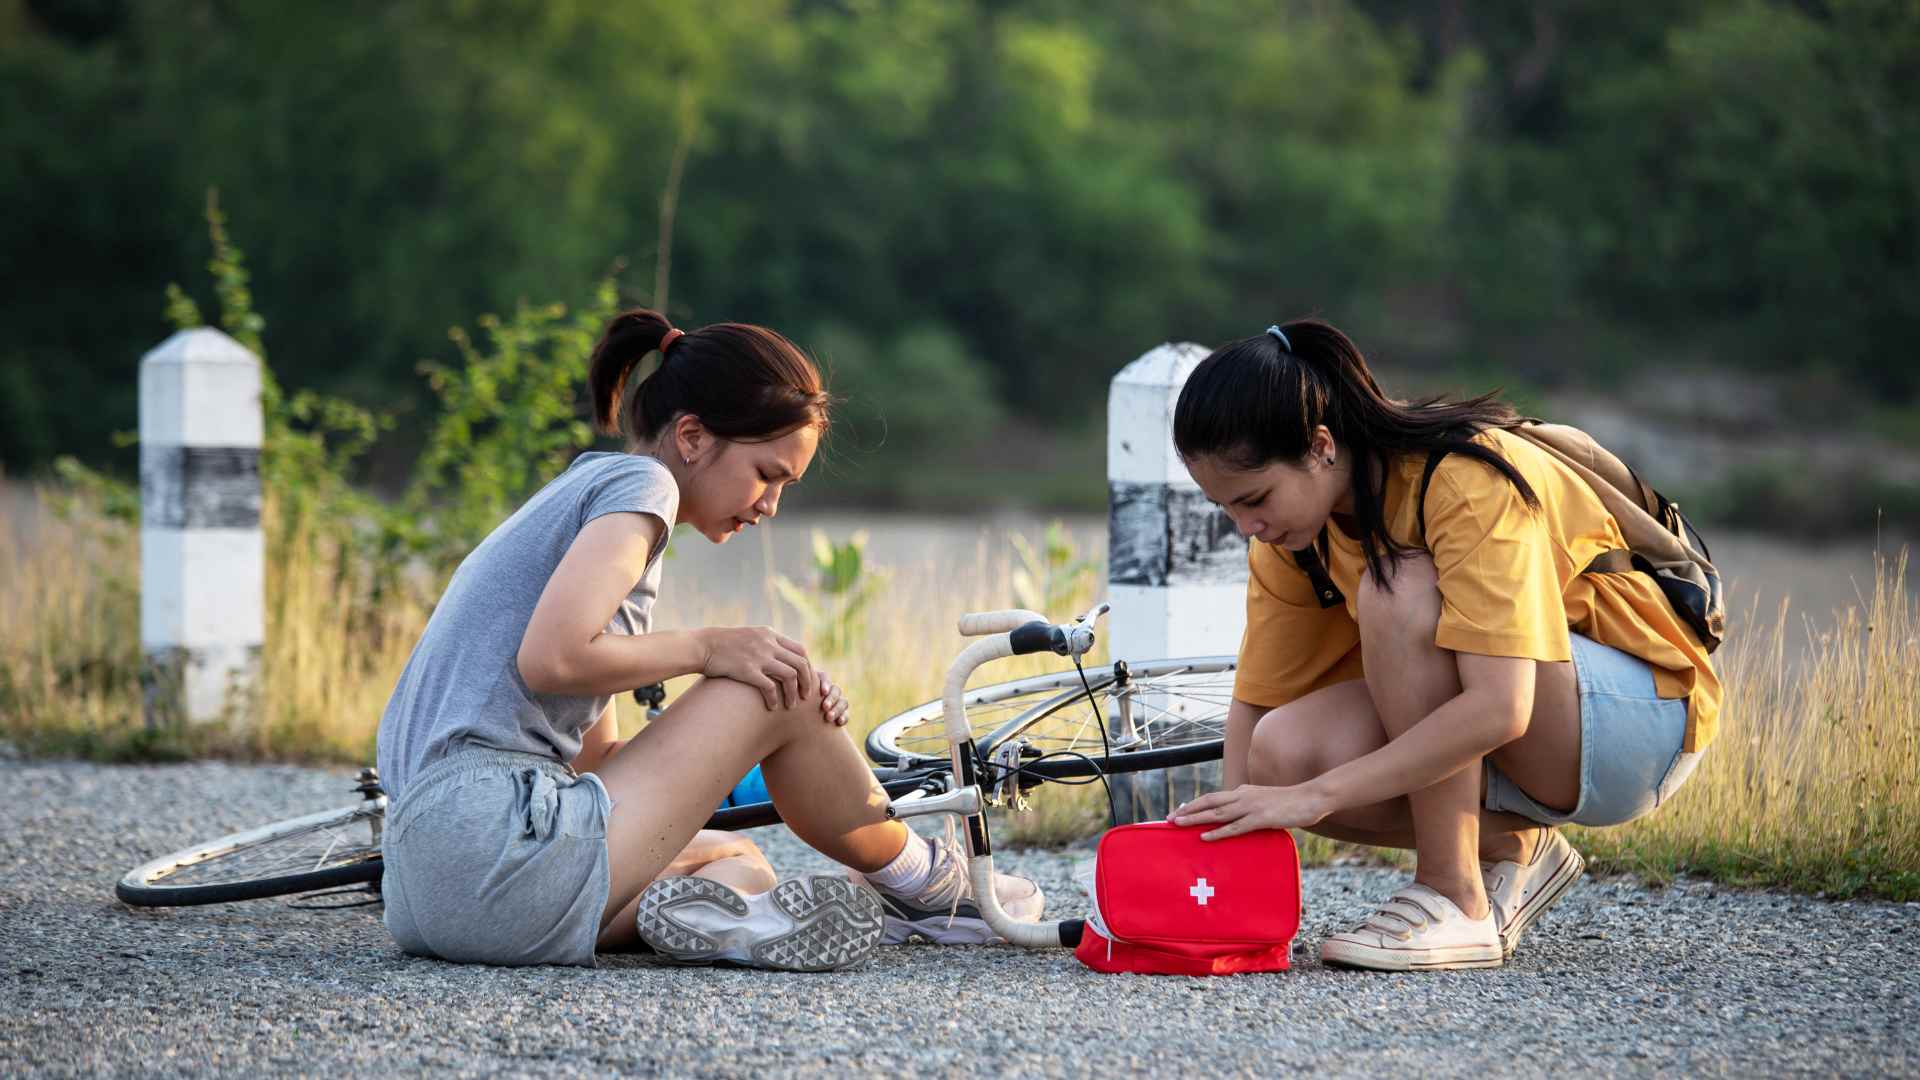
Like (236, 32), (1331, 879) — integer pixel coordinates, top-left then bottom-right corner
(956, 609), (1047, 636)
(940, 602), (1111, 949)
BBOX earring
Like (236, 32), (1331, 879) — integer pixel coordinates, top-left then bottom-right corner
(1325, 457), (1335, 466)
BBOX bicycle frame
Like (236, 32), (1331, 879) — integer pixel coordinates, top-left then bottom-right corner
(900, 606), (1098, 949)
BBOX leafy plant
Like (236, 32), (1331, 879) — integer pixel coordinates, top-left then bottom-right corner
(1010, 520), (1098, 618)
(772, 530), (889, 660)
(399, 279), (619, 577)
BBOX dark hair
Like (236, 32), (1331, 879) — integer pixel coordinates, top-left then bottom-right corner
(588, 308), (831, 444)
(1172, 318), (1537, 587)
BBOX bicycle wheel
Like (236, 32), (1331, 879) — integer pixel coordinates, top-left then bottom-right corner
(863, 656), (1236, 767)
(117, 800), (387, 908)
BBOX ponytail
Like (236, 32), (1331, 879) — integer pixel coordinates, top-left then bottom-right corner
(1173, 318), (1537, 587)
(589, 309), (676, 432)
(587, 308), (831, 443)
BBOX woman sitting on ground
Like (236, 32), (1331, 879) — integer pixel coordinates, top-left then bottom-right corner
(375, 309), (1041, 971)
(1168, 319), (1718, 970)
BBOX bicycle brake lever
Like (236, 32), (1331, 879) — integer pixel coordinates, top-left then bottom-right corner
(1074, 601), (1111, 627)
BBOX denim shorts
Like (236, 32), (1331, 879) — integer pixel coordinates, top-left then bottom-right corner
(1484, 634), (1703, 828)
(381, 747), (614, 967)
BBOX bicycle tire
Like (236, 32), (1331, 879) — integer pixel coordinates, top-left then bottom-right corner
(116, 734), (1230, 908)
(117, 801), (388, 908)
(864, 656), (1237, 767)
(115, 766), (943, 906)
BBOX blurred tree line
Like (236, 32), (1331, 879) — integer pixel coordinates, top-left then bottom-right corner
(3, 0), (1915, 497)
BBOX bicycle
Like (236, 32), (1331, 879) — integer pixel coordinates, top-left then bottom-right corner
(117, 602), (1233, 946)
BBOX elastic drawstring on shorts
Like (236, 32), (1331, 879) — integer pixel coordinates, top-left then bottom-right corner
(519, 767), (561, 841)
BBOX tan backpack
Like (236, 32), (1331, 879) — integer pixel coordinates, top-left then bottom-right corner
(1419, 421), (1727, 654)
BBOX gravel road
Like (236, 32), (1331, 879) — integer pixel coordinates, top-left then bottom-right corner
(2, 759), (1915, 1077)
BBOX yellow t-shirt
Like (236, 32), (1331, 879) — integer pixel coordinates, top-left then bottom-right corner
(1233, 428), (1722, 752)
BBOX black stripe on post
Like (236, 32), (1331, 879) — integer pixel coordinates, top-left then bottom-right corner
(141, 446), (262, 529)
(1108, 481), (1243, 587)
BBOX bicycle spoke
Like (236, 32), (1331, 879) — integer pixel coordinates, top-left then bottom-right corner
(874, 662), (1236, 762)
(154, 813), (381, 888)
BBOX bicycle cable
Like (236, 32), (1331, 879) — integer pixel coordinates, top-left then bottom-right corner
(1073, 653), (1120, 829)
(954, 639), (1123, 829)
(976, 747), (1119, 827)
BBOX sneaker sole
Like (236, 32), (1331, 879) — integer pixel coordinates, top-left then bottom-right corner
(636, 875), (885, 972)
(1499, 844), (1586, 959)
(1319, 939), (1504, 972)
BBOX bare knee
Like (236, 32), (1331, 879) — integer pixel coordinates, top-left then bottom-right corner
(1245, 681), (1387, 787)
(1354, 552), (1440, 642)
(693, 675), (826, 738)
(1246, 706), (1320, 786)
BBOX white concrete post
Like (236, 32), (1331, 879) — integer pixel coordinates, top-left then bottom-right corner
(1108, 342), (1248, 657)
(139, 328), (265, 726)
(1107, 341), (1248, 820)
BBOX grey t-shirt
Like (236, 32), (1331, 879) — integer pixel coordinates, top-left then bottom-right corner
(375, 452), (679, 801)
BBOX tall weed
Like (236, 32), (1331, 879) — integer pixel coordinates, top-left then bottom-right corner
(1572, 553), (1920, 897)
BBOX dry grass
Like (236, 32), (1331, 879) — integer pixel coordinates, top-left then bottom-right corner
(0, 488), (428, 763)
(3, 481), (1916, 897)
(1571, 553), (1920, 897)
(0, 484), (144, 751)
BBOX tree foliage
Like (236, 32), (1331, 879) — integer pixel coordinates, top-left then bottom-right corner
(2, 0), (1912, 473)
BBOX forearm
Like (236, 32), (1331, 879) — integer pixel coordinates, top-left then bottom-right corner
(573, 736), (631, 776)
(1221, 698), (1264, 789)
(522, 628), (709, 698)
(1307, 690), (1519, 814)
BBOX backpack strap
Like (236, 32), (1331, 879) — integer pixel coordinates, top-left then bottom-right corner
(1427, 441), (1655, 578)
(1287, 530), (1344, 609)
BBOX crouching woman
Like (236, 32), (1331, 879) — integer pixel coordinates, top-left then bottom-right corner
(1168, 320), (1720, 971)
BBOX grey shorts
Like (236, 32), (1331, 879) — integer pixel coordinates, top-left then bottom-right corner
(1484, 634), (1704, 828)
(381, 747), (614, 967)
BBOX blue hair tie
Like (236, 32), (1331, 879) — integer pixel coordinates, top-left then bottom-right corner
(1265, 325), (1293, 352)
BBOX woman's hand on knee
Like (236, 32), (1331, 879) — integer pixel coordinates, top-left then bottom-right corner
(697, 626), (815, 711)
(1170, 783), (1333, 841)
(816, 670), (850, 727)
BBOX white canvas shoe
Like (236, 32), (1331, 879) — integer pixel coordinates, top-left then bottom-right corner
(1483, 827), (1586, 958)
(1318, 883), (1503, 971)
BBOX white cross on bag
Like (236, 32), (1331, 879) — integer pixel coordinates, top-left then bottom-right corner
(1189, 877), (1216, 906)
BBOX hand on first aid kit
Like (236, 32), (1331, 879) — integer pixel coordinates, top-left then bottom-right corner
(1169, 783), (1331, 840)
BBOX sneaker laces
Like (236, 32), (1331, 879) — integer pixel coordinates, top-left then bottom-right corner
(904, 818), (1033, 933)
(923, 817), (969, 931)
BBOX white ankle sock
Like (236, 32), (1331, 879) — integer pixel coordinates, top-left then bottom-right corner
(864, 833), (934, 894)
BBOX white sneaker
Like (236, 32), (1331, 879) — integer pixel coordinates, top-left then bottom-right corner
(860, 832), (1045, 945)
(1483, 827), (1585, 958)
(1318, 883), (1503, 971)
(635, 874), (885, 971)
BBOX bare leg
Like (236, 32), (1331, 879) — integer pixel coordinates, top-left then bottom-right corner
(1245, 555), (1582, 913)
(589, 676), (911, 938)
(1354, 556), (1492, 917)
(597, 830), (779, 952)
(1245, 680), (1542, 859)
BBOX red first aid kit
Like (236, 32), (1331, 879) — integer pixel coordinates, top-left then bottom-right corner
(1075, 821), (1301, 975)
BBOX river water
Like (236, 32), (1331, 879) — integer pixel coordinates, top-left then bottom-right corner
(5, 481), (1907, 663)
(657, 509), (1913, 654)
